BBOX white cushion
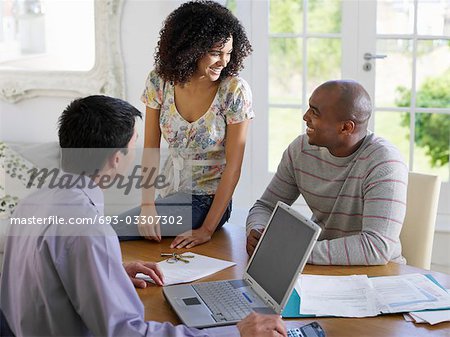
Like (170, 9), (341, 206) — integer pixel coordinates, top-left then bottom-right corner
(0, 141), (141, 257)
(1, 142), (48, 268)
(0, 142), (42, 219)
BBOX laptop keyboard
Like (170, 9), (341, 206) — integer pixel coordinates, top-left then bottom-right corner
(192, 281), (253, 322)
(287, 328), (303, 337)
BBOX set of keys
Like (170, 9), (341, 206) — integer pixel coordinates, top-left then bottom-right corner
(161, 252), (195, 263)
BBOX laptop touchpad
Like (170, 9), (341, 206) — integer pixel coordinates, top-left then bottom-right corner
(182, 297), (202, 306)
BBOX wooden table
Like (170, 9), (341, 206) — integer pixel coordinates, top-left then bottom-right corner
(121, 223), (450, 337)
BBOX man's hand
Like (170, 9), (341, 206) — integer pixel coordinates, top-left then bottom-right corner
(170, 227), (213, 249)
(246, 228), (264, 256)
(237, 312), (286, 337)
(123, 261), (164, 288)
(138, 205), (161, 241)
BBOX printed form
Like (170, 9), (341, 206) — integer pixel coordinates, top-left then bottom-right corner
(299, 275), (379, 317)
(297, 273), (450, 317)
(371, 274), (450, 313)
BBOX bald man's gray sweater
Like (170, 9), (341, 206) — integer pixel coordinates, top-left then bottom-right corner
(246, 133), (408, 265)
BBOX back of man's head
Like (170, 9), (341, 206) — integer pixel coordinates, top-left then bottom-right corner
(320, 80), (372, 129)
(58, 95), (142, 175)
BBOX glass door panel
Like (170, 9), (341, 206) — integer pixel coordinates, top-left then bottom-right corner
(307, 0), (342, 33)
(269, 108), (303, 172)
(268, 0), (342, 172)
(374, 110), (411, 165)
(375, 39), (413, 107)
(413, 112), (450, 182)
(376, 0), (414, 34)
(415, 40), (450, 103)
(270, 0), (303, 34)
(269, 38), (303, 105)
(417, 1), (450, 35)
(306, 38), (342, 94)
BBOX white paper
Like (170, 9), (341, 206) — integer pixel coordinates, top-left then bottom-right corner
(409, 310), (450, 325)
(371, 274), (450, 313)
(299, 274), (379, 317)
(294, 277), (302, 300)
(136, 252), (235, 286)
(408, 312), (427, 323)
(407, 292), (450, 325)
(403, 313), (415, 322)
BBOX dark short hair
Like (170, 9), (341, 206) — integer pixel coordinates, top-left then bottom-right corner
(58, 95), (142, 175)
(155, 0), (252, 84)
(320, 80), (372, 126)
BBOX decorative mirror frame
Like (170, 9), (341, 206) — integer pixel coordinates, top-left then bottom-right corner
(0, 0), (125, 103)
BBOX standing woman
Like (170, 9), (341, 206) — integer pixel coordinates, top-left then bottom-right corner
(117, 1), (253, 248)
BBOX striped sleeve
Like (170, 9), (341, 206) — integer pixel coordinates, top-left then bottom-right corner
(246, 143), (300, 233)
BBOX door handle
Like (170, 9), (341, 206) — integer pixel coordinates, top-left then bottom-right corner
(364, 53), (387, 60)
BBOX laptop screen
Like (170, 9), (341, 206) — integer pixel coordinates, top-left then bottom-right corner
(246, 205), (318, 304)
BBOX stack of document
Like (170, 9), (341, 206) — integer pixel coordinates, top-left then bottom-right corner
(136, 252), (235, 285)
(403, 287), (450, 325)
(295, 274), (450, 319)
(404, 309), (450, 325)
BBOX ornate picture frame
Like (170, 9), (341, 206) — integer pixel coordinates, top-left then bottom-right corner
(0, 0), (125, 103)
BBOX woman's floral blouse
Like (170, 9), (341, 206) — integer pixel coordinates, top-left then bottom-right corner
(141, 70), (254, 197)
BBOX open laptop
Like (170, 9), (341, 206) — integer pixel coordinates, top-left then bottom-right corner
(163, 201), (322, 328)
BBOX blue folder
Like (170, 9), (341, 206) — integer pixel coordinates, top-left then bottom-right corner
(282, 287), (313, 318)
(281, 274), (450, 318)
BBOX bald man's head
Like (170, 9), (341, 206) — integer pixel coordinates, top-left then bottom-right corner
(317, 80), (372, 128)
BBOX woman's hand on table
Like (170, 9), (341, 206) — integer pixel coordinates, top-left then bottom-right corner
(138, 205), (161, 241)
(170, 227), (213, 249)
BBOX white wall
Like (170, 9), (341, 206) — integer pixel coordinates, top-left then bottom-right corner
(431, 231), (450, 274)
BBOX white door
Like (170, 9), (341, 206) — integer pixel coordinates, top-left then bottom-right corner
(355, 0), (450, 230)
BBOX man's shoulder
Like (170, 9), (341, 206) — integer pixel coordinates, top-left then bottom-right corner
(15, 186), (95, 214)
(11, 186), (105, 238)
(360, 133), (405, 162)
(284, 134), (317, 159)
(357, 133), (408, 179)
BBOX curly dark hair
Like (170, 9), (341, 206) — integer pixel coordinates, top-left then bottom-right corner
(154, 1), (252, 84)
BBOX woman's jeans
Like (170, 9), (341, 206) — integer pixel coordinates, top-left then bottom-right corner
(111, 192), (232, 240)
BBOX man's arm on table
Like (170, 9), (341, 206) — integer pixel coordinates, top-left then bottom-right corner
(58, 233), (287, 337)
(246, 146), (300, 256)
(57, 233), (210, 337)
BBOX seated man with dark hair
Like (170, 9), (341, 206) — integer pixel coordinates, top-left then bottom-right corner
(0, 95), (285, 337)
(247, 80), (408, 266)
